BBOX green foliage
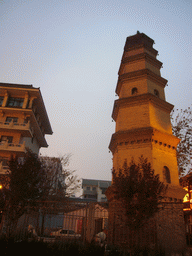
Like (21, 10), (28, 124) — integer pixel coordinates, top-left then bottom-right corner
(171, 107), (192, 176)
(112, 156), (167, 229)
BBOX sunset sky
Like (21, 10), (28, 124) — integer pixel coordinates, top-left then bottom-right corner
(1, 0), (191, 183)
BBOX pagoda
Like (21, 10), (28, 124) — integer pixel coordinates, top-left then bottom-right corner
(107, 32), (186, 253)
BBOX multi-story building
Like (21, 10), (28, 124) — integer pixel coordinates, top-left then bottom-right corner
(0, 82), (52, 174)
(82, 179), (111, 202)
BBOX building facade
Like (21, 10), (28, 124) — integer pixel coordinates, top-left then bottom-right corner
(82, 179), (111, 202)
(107, 32), (186, 253)
(0, 82), (52, 174)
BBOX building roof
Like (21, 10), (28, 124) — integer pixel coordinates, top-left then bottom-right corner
(124, 32), (154, 50)
(0, 82), (33, 89)
(82, 179), (111, 188)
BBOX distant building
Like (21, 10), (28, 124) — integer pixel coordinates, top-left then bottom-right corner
(0, 82), (52, 174)
(82, 179), (111, 202)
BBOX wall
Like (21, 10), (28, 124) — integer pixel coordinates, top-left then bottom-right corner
(21, 137), (39, 154)
(115, 103), (150, 132)
(107, 200), (187, 255)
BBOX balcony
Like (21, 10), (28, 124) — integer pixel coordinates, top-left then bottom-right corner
(83, 189), (97, 196)
(0, 141), (26, 154)
(0, 120), (33, 137)
(0, 162), (9, 175)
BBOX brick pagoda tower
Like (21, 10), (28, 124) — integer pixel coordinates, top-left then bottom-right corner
(107, 32), (186, 254)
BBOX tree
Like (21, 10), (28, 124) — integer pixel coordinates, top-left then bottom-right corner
(40, 154), (80, 199)
(112, 156), (167, 229)
(0, 150), (47, 236)
(171, 107), (192, 176)
(0, 150), (80, 237)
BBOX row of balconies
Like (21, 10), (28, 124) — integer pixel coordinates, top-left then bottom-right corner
(0, 117), (47, 147)
(0, 120), (33, 137)
(83, 188), (108, 202)
(83, 189), (97, 196)
(0, 141), (25, 153)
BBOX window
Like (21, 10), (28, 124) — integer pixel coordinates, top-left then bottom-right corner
(68, 230), (75, 234)
(101, 187), (107, 194)
(85, 194), (97, 200)
(60, 230), (68, 234)
(7, 97), (24, 108)
(154, 89), (159, 98)
(163, 166), (171, 184)
(5, 117), (18, 123)
(0, 136), (13, 143)
(131, 87), (138, 95)
(24, 117), (30, 124)
(92, 187), (96, 191)
(86, 186), (90, 191)
(0, 157), (8, 167)
(0, 96), (3, 106)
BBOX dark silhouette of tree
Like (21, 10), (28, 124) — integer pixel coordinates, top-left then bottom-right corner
(0, 150), (48, 236)
(40, 154), (80, 199)
(171, 107), (192, 176)
(112, 156), (167, 229)
(0, 150), (80, 237)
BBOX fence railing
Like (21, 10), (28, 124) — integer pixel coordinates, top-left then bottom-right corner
(1, 199), (192, 250)
(0, 200), (109, 243)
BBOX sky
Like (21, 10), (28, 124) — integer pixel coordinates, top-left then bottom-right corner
(0, 0), (192, 183)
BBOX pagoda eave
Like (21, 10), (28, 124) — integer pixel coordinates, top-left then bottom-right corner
(116, 69), (168, 95)
(112, 93), (173, 121)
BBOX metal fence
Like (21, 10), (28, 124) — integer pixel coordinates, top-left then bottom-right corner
(0, 200), (109, 243)
(1, 199), (192, 251)
(107, 200), (189, 253)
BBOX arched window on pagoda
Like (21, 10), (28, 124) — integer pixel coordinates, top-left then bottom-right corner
(163, 166), (171, 184)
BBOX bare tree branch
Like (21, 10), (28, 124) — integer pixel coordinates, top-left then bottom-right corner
(171, 106), (192, 176)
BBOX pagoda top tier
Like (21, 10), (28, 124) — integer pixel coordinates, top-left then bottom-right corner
(115, 32), (166, 96)
(123, 32), (158, 57)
